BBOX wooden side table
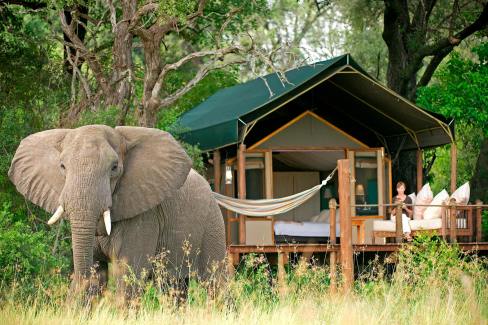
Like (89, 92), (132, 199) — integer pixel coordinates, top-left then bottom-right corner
(352, 215), (384, 244)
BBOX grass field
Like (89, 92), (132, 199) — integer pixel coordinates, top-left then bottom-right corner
(1, 237), (487, 325)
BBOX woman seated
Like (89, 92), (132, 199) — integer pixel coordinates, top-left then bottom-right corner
(390, 181), (413, 241)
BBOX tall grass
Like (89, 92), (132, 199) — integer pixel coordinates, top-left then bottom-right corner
(1, 235), (487, 325)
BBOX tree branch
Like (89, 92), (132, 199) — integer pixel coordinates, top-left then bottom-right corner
(416, 45), (452, 88)
(419, 3), (488, 58)
(151, 45), (242, 101)
(158, 58), (246, 109)
(0, 0), (46, 9)
(59, 10), (111, 95)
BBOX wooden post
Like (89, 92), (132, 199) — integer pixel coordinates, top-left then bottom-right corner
(213, 150), (221, 194)
(441, 201), (447, 240)
(450, 143), (457, 194)
(449, 198), (457, 243)
(338, 159), (353, 291)
(377, 148), (385, 217)
(225, 160), (234, 246)
(475, 200), (482, 242)
(238, 144), (247, 244)
(416, 149), (423, 193)
(277, 251), (287, 295)
(227, 251), (235, 275)
(264, 151), (273, 199)
(329, 198), (337, 293)
(395, 199), (403, 243)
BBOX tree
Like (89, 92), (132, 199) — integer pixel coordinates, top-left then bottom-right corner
(382, 1), (488, 101)
(418, 43), (488, 201)
(56, 0), (268, 127)
(379, 1), (487, 193)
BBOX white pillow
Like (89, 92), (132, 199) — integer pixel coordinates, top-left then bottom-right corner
(413, 183), (433, 220)
(311, 209), (340, 223)
(311, 210), (328, 223)
(451, 182), (470, 205)
(408, 192), (417, 205)
(423, 189), (449, 220)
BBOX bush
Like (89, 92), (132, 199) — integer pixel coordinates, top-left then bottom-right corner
(0, 202), (70, 298)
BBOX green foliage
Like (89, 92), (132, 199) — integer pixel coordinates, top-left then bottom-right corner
(0, 203), (70, 294)
(231, 254), (277, 308)
(418, 43), (488, 136)
(418, 44), (488, 192)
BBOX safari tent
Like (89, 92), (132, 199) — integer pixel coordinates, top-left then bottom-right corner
(177, 54), (468, 248)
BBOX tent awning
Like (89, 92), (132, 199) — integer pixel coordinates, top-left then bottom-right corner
(177, 54), (453, 152)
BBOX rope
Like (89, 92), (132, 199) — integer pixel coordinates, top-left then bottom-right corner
(213, 168), (337, 217)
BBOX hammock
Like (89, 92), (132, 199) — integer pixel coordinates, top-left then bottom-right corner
(213, 168), (337, 217)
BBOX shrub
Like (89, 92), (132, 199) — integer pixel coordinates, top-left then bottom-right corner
(0, 202), (70, 299)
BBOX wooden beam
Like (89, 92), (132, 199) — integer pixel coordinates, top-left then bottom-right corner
(264, 151), (273, 199)
(329, 198), (337, 293)
(277, 251), (287, 295)
(416, 150), (423, 193)
(450, 143), (457, 193)
(238, 144), (247, 244)
(377, 148), (385, 216)
(213, 150), (221, 194)
(476, 200), (483, 242)
(449, 198), (457, 243)
(225, 160), (234, 246)
(395, 199), (403, 243)
(338, 159), (353, 291)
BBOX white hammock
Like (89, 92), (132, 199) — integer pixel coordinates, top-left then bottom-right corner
(213, 168), (337, 217)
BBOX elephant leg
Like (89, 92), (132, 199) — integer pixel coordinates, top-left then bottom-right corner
(108, 213), (160, 298)
(198, 202), (226, 283)
(91, 241), (109, 293)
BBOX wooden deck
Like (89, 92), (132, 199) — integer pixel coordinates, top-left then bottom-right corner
(228, 242), (488, 255)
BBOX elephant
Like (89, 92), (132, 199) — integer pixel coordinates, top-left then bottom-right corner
(8, 125), (226, 293)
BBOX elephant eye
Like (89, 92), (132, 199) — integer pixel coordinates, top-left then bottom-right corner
(60, 163), (65, 170)
(111, 163), (118, 171)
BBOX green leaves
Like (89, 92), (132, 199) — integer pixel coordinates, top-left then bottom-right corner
(417, 43), (488, 137)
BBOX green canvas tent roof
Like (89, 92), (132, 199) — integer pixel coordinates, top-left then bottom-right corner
(177, 54), (453, 152)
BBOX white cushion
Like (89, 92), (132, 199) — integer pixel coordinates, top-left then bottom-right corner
(409, 218), (442, 231)
(311, 208), (340, 223)
(451, 182), (470, 205)
(373, 220), (396, 232)
(408, 192), (417, 205)
(423, 189), (449, 220)
(414, 183), (433, 220)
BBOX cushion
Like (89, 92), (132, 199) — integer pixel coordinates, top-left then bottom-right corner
(409, 218), (442, 231)
(423, 189), (449, 220)
(450, 182), (470, 205)
(408, 192), (416, 205)
(311, 208), (340, 223)
(373, 220), (396, 232)
(413, 183), (433, 220)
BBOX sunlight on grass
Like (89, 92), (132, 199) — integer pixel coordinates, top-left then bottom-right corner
(1, 236), (487, 325)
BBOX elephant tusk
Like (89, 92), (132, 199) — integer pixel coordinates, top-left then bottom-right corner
(103, 210), (111, 235)
(48, 206), (64, 225)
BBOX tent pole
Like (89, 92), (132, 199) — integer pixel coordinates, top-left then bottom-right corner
(416, 149), (423, 193)
(238, 144), (247, 244)
(213, 150), (221, 194)
(338, 159), (353, 292)
(264, 151), (273, 199)
(329, 198), (337, 293)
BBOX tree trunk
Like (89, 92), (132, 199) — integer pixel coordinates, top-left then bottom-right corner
(471, 139), (488, 203)
(110, 0), (136, 126)
(137, 33), (163, 128)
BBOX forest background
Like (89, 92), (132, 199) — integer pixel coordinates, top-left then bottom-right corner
(0, 0), (487, 290)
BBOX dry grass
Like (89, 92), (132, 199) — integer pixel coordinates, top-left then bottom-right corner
(1, 237), (487, 325)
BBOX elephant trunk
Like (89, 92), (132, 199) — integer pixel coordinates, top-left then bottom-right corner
(70, 215), (97, 278)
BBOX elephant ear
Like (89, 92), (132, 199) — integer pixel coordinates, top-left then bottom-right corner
(8, 129), (69, 213)
(112, 127), (192, 221)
